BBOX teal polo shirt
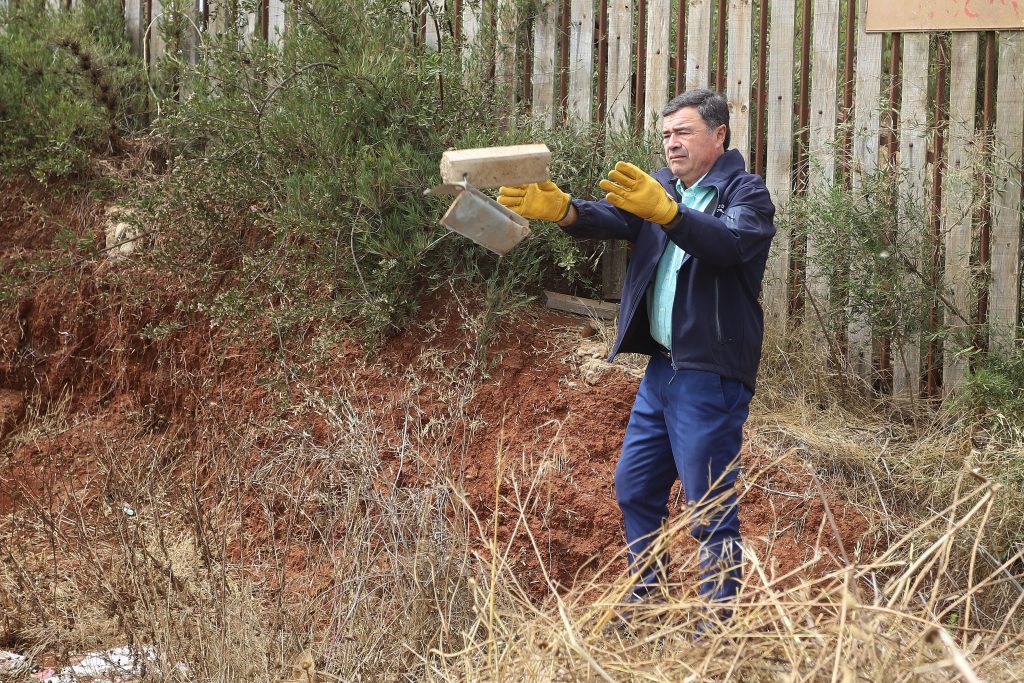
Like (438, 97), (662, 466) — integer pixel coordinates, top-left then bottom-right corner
(648, 175), (715, 350)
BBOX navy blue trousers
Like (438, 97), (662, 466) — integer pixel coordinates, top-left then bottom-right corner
(614, 355), (752, 602)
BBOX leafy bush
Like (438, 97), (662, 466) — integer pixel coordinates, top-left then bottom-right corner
(957, 350), (1024, 441)
(787, 170), (934, 345)
(0, 1), (146, 181)
(136, 0), (654, 346)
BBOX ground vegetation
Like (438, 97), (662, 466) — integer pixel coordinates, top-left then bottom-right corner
(0, 2), (1022, 681)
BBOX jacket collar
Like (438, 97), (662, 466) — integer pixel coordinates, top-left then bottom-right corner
(653, 148), (746, 198)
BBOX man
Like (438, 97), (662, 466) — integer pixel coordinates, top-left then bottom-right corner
(498, 89), (776, 609)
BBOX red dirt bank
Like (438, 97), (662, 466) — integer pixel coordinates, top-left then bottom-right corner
(0, 177), (873, 602)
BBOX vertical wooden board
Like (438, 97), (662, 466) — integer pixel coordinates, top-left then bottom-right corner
(989, 31), (1024, 355)
(533, 0), (560, 127)
(243, 1), (258, 41)
(495, 0), (518, 104)
(125, 0), (146, 57)
(894, 32), (929, 399)
(643, 0), (671, 131)
(568, 0), (595, 126)
(423, 0), (443, 51)
(462, 0), (484, 82)
(605, 0), (633, 132)
(725, 0), (752, 160)
(941, 32), (979, 393)
(848, 0), (883, 378)
(603, 0), (631, 296)
(806, 0), (840, 185)
(151, 0), (166, 61)
(207, 0), (228, 34)
(804, 0), (840, 317)
(181, 0), (200, 67)
(463, 0), (482, 43)
(685, 0), (712, 91)
(851, 0), (882, 195)
(268, 0), (286, 47)
(763, 0), (795, 328)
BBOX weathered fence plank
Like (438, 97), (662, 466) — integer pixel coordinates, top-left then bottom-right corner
(685, 0), (712, 91)
(495, 0), (518, 103)
(125, 0), (145, 57)
(567, 0), (595, 126)
(642, 0), (670, 131)
(725, 0), (752, 161)
(763, 0), (795, 329)
(533, 0), (560, 127)
(848, 0), (883, 379)
(116, 0), (1024, 401)
(268, 0), (286, 47)
(941, 32), (979, 392)
(804, 0), (840, 318)
(605, 0), (633, 131)
(602, 0), (633, 298)
(894, 32), (930, 399)
(989, 31), (1024, 355)
(151, 0), (166, 61)
(461, 0), (483, 80)
(424, 0), (440, 51)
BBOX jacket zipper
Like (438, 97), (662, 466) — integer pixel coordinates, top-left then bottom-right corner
(714, 276), (723, 343)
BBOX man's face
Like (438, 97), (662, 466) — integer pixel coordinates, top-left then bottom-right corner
(662, 106), (727, 187)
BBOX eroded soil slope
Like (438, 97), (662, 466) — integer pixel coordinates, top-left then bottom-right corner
(0, 176), (875, 607)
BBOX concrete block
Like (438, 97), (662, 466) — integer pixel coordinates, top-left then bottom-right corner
(439, 144), (550, 188)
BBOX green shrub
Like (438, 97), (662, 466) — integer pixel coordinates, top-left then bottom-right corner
(138, 0), (640, 346)
(957, 351), (1024, 442)
(0, 1), (146, 181)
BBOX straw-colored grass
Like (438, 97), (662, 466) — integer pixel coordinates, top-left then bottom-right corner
(1, 321), (1022, 681)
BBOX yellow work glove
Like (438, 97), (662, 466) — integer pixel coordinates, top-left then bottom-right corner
(599, 161), (679, 225)
(497, 181), (571, 222)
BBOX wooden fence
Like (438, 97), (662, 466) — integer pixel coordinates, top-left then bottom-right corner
(437, 0), (1024, 399)
(34, 0), (1024, 398)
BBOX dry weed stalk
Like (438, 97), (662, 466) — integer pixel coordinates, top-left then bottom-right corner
(423, 444), (1023, 682)
(3, 326), (1022, 682)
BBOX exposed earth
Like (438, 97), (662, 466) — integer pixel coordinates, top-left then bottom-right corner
(0, 176), (875, 627)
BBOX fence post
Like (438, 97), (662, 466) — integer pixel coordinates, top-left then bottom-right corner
(601, 0), (632, 300)
(988, 32), (1024, 357)
(684, 0), (711, 90)
(268, 0), (286, 47)
(151, 0), (166, 61)
(725, 0), (751, 160)
(642, 0), (670, 132)
(532, 0), (560, 127)
(941, 32), (979, 393)
(461, 0), (484, 85)
(893, 32), (929, 399)
(125, 0), (146, 57)
(495, 0), (517, 105)
(805, 0), (840, 326)
(567, 0), (594, 127)
(849, 0), (883, 381)
(604, 0), (632, 130)
(763, 0), (795, 333)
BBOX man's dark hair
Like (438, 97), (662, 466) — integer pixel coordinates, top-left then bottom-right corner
(661, 89), (731, 149)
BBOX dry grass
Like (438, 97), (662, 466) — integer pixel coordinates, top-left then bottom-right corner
(418, 444), (1023, 682)
(1, 321), (1022, 681)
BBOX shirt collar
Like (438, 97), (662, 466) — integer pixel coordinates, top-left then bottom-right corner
(675, 172), (709, 196)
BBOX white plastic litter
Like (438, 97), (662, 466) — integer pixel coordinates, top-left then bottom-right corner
(0, 646), (159, 682)
(1, 651), (29, 677)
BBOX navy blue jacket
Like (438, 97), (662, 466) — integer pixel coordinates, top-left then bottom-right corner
(565, 149), (776, 391)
